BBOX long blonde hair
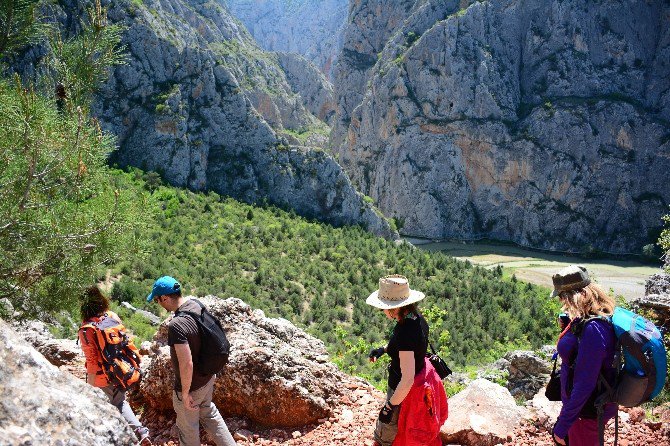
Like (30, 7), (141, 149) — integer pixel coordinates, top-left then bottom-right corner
(559, 283), (615, 319)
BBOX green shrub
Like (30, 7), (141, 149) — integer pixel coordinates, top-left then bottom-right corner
(660, 212), (670, 271)
(443, 381), (466, 397)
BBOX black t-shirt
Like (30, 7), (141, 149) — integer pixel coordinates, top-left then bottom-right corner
(386, 312), (429, 390)
(167, 299), (212, 392)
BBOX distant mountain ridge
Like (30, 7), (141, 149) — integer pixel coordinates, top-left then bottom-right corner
(224, 0), (349, 79)
(331, 0), (670, 254)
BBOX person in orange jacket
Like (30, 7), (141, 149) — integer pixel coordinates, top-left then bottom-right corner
(79, 286), (152, 446)
(366, 275), (448, 446)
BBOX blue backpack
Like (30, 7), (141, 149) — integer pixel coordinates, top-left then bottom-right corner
(590, 307), (667, 446)
(607, 306), (667, 406)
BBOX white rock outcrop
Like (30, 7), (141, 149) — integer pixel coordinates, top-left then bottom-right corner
(0, 318), (135, 445)
(440, 378), (528, 446)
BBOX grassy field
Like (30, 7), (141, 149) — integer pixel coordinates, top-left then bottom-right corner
(411, 239), (661, 301)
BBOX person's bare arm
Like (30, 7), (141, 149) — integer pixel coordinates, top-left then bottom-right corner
(389, 351), (415, 405)
(174, 343), (197, 411)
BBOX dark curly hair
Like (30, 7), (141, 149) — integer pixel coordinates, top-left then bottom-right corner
(80, 286), (110, 321)
(396, 303), (419, 324)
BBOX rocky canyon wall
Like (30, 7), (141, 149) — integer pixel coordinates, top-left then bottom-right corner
(24, 0), (394, 238)
(331, 0), (670, 253)
(224, 0), (349, 79)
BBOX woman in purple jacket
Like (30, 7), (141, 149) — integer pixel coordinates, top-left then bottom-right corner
(550, 265), (617, 446)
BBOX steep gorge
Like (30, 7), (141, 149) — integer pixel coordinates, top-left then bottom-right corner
(38, 0), (393, 238)
(331, 0), (670, 253)
(225, 0), (349, 79)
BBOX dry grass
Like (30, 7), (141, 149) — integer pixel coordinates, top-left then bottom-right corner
(411, 239), (660, 301)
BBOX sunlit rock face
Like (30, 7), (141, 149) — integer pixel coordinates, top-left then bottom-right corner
(332, 0), (670, 253)
(0, 319), (136, 445)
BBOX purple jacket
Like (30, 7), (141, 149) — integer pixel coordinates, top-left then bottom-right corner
(554, 318), (617, 439)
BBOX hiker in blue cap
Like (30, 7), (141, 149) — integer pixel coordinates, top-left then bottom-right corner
(148, 276), (236, 446)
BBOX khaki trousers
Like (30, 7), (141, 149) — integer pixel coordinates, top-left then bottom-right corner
(373, 387), (400, 446)
(172, 376), (237, 446)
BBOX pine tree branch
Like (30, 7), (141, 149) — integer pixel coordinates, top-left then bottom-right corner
(0, 0), (15, 56)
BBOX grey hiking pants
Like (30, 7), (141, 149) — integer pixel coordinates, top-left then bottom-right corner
(101, 385), (149, 441)
(172, 376), (237, 446)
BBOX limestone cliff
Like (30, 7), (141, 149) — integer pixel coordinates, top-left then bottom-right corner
(225, 0), (348, 78)
(37, 0), (394, 238)
(0, 318), (136, 445)
(277, 52), (336, 125)
(332, 0), (670, 253)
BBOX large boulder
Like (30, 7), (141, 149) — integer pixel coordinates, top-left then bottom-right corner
(504, 350), (552, 400)
(440, 378), (528, 446)
(632, 272), (670, 323)
(527, 388), (562, 428)
(0, 318), (135, 445)
(645, 272), (670, 296)
(12, 320), (86, 378)
(140, 296), (349, 428)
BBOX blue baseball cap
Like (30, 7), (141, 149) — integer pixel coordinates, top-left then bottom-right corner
(147, 276), (181, 302)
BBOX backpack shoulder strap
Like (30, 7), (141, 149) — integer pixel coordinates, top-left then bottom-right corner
(174, 309), (201, 322)
(416, 312), (437, 355)
(79, 322), (96, 346)
(572, 315), (617, 446)
(190, 298), (206, 310)
(79, 320), (106, 357)
(571, 315), (611, 338)
(174, 299), (207, 320)
(174, 303), (204, 330)
(105, 310), (121, 323)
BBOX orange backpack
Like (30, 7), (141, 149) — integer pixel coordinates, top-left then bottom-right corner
(80, 313), (143, 390)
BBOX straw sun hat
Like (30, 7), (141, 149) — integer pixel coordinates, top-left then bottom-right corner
(366, 275), (425, 310)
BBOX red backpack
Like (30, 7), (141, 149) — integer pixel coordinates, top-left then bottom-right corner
(80, 312), (143, 390)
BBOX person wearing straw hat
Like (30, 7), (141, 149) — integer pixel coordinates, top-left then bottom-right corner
(366, 275), (448, 446)
(549, 265), (617, 446)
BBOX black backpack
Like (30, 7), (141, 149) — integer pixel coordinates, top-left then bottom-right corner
(175, 299), (231, 375)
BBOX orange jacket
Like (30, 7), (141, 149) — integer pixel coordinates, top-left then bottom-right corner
(78, 311), (121, 387)
(393, 358), (449, 446)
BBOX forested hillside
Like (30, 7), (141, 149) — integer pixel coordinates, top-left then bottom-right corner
(108, 168), (560, 386)
(0, 0), (562, 390)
